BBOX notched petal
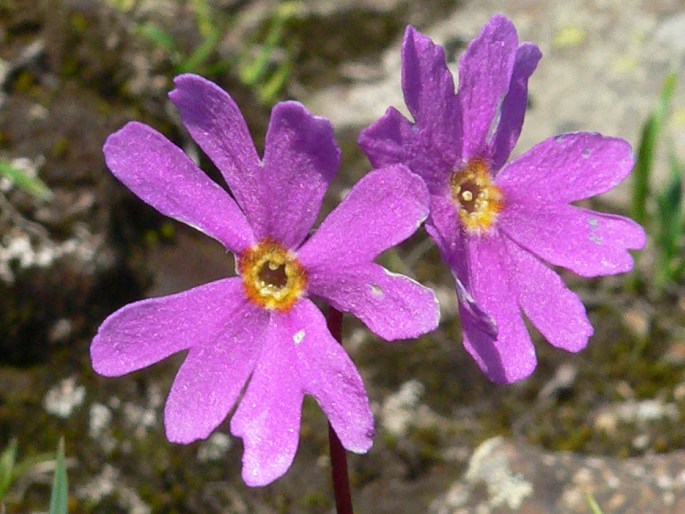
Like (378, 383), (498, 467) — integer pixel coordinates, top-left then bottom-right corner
(298, 164), (430, 266)
(306, 263), (440, 341)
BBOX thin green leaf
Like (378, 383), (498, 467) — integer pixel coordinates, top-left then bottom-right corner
(239, 45), (274, 86)
(135, 23), (177, 54)
(177, 27), (222, 74)
(0, 440), (18, 500)
(239, 2), (299, 87)
(10, 452), (54, 485)
(654, 151), (684, 285)
(631, 72), (677, 226)
(657, 153), (683, 254)
(198, 61), (232, 76)
(632, 116), (655, 226)
(656, 72), (678, 121)
(0, 161), (52, 200)
(586, 493), (604, 514)
(258, 58), (292, 105)
(191, 0), (214, 40)
(48, 439), (68, 514)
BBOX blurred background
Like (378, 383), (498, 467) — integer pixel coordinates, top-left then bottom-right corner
(1, 0), (685, 512)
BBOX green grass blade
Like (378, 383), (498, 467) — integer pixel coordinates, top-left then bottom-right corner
(48, 439), (68, 514)
(258, 58), (292, 105)
(10, 452), (54, 484)
(135, 23), (177, 54)
(191, 0), (214, 40)
(586, 493), (604, 514)
(0, 440), (18, 500)
(632, 115), (655, 226)
(656, 72), (677, 121)
(239, 2), (300, 87)
(177, 26), (222, 74)
(661, 153), (683, 252)
(654, 151), (684, 285)
(0, 161), (52, 200)
(631, 72), (677, 226)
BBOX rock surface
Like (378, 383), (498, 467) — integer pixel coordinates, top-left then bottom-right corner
(432, 436), (685, 514)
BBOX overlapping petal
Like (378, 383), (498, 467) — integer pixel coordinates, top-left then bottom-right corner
(231, 300), (374, 486)
(164, 298), (269, 443)
(91, 278), (247, 376)
(172, 75), (340, 247)
(358, 107), (454, 192)
(230, 316), (302, 486)
(103, 122), (254, 252)
(458, 14), (519, 160)
(307, 262), (439, 340)
(259, 101), (340, 247)
(426, 196), (499, 340)
(169, 74), (263, 222)
(489, 43), (542, 171)
(400, 25), (462, 167)
(498, 199), (646, 277)
(504, 237), (592, 352)
(424, 194), (463, 264)
(358, 107), (413, 169)
(289, 300), (373, 452)
(462, 234), (536, 384)
(496, 132), (636, 202)
(298, 165), (429, 268)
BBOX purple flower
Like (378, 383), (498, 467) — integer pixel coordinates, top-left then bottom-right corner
(91, 74), (439, 486)
(359, 15), (646, 384)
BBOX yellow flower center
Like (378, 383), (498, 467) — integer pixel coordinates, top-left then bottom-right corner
(450, 159), (504, 235)
(238, 239), (307, 311)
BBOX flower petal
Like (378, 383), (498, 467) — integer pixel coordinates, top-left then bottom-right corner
(489, 42), (542, 171)
(458, 15), (519, 160)
(259, 101), (340, 247)
(169, 74), (264, 222)
(289, 300), (373, 453)
(503, 237), (593, 352)
(91, 278), (247, 377)
(358, 107), (454, 193)
(426, 195), (499, 341)
(104, 122), (254, 252)
(298, 165), (429, 267)
(164, 298), (269, 443)
(425, 193), (463, 264)
(461, 234), (537, 384)
(453, 275), (498, 341)
(307, 262), (439, 340)
(498, 199), (646, 277)
(358, 107), (413, 168)
(400, 25), (462, 166)
(230, 315), (304, 487)
(496, 133), (636, 202)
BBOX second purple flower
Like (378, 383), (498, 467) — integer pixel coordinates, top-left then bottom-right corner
(359, 15), (646, 383)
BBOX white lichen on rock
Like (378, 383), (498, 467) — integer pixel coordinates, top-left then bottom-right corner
(431, 437), (533, 514)
(0, 223), (105, 284)
(380, 379), (425, 438)
(76, 464), (151, 514)
(43, 376), (86, 418)
(88, 402), (117, 453)
(197, 432), (232, 462)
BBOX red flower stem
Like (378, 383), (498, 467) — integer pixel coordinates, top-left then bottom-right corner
(326, 306), (354, 514)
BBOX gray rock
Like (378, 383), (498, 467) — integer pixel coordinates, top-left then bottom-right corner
(431, 436), (685, 514)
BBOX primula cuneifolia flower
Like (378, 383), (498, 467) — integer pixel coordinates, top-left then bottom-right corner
(359, 15), (645, 384)
(91, 74), (440, 486)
